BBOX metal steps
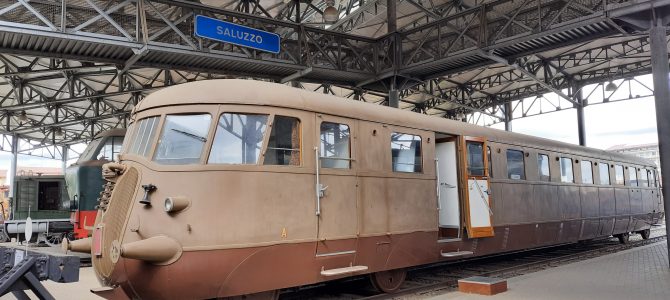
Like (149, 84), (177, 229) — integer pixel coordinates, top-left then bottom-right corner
(320, 265), (369, 277)
(441, 251), (474, 258)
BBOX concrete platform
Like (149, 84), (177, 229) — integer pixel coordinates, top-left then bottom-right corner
(429, 241), (670, 300)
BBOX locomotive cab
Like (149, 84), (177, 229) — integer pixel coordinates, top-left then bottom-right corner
(65, 129), (125, 239)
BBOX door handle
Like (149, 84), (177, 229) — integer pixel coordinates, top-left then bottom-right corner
(319, 184), (328, 198)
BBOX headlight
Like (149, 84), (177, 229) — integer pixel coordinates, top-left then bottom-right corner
(164, 197), (190, 213)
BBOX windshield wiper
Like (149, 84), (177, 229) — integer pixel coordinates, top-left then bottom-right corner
(171, 129), (207, 142)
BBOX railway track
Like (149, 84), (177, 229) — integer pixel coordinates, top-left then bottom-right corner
(280, 226), (666, 300)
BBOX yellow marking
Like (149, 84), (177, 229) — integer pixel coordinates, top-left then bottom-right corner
(281, 227), (288, 238)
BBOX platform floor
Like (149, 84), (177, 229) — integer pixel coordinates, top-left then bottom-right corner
(429, 241), (670, 300)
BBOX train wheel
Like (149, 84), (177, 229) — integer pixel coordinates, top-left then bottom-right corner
(616, 232), (630, 244)
(222, 290), (279, 300)
(639, 229), (651, 240)
(46, 233), (65, 247)
(370, 268), (406, 293)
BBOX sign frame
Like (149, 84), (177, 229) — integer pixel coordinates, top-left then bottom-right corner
(194, 15), (281, 54)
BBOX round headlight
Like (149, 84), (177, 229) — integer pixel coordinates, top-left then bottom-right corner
(164, 198), (174, 212)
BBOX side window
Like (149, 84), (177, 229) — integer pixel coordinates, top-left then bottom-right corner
(466, 141), (485, 176)
(537, 154), (550, 181)
(208, 113), (268, 164)
(487, 146), (492, 178)
(560, 157), (574, 183)
(264, 116), (301, 166)
(615, 165), (625, 185)
(391, 133), (422, 173)
(153, 114), (211, 165)
(599, 163), (610, 185)
(648, 170), (656, 187)
(506, 149), (525, 180)
(320, 122), (351, 169)
(628, 167), (638, 186)
(639, 168), (648, 187)
(580, 160), (593, 184)
(129, 116), (160, 157)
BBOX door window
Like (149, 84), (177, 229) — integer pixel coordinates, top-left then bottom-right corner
(319, 122), (351, 169)
(466, 141), (485, 176)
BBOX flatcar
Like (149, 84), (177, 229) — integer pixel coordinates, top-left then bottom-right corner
(65, 80), (663, 300)
(65, 129), (125, 239)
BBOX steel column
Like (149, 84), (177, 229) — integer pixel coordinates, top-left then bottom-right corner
(388, 79), (399, 108)
(504, 101), (513, 132)
(575, 85), (586, 146)
(8, 134), (17, 199)
(62, 145), (68, 173)
(387, 0), (396, 33)
(650, 22), (670, 268)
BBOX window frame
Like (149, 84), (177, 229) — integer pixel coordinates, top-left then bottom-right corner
(390, 131), (423, 173)
(537, 153), (551, 182)
(319, 121), (353, 169)
(152, 113), (213, 165)
(560, 157), (574, 183)
(614, 164), (625, 185)
(506, 149), (526, 180)
(628, 166), (638, 187)
(207, 112), (271, 165)
(580, 160), (594, 184)
(262, 115), (303, 167)
(127, 115), (161, 158)
(598, 162), (611, 185)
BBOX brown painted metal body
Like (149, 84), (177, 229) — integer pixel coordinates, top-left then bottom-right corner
(84, 80), (663, 299)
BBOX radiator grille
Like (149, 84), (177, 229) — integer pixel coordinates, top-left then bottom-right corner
(93, 167), (139, 280)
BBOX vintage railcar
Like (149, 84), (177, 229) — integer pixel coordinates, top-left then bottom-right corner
(65, 129), (126, 239)
(66, 80), (663, 300)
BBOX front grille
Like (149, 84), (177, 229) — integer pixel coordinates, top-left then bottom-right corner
(93, 167), (139, 280)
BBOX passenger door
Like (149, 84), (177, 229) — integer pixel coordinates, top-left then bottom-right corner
(460, 136), (494, 238)
(315, 115), (358, 258)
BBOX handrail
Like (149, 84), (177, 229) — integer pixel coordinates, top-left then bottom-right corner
(315, 147), (321, 216)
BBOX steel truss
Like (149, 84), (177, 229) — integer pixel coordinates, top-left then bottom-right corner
(0, 0), (663, 151)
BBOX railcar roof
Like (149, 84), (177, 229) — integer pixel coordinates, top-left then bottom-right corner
(94, 128), (127, 139)
(136, 79), (653, 167)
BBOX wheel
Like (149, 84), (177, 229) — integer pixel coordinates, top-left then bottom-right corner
(370, 268), (407, 293)
(639, 229), (651, 240)
(616, 232), (630, 244)
(221, 290), (279, 300)
(46, 233), (65, 247)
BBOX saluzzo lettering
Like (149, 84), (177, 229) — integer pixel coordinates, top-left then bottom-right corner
(216, 26), (263, 44)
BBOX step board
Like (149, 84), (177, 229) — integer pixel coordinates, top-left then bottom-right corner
(320, 265), (368, 277)
(441, 251), (474, 258)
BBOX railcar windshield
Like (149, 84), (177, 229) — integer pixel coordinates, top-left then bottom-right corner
(208, 113), (269, 164)
(77, 137), (103, 162)
(153, 114), (212, 165)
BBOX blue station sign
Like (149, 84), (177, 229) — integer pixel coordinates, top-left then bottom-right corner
(194, 15), (281, 54)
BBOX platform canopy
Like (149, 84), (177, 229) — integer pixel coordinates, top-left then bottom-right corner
(0, 0), (666, 154)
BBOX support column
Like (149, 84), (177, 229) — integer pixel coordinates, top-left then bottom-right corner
(388, 80), (399, 108)
(8, 135), (18, 199)
(650, 22), (670, 268)
(575, 84), (586, 146)
(387, 0), (396, 33)
(504, 102), (513, 132)
(62, 145), (69, 174)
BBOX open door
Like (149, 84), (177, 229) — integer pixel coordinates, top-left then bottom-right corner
(459, 136), (494, 238)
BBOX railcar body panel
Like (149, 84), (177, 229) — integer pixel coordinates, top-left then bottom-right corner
(84, 80), (663, 299)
